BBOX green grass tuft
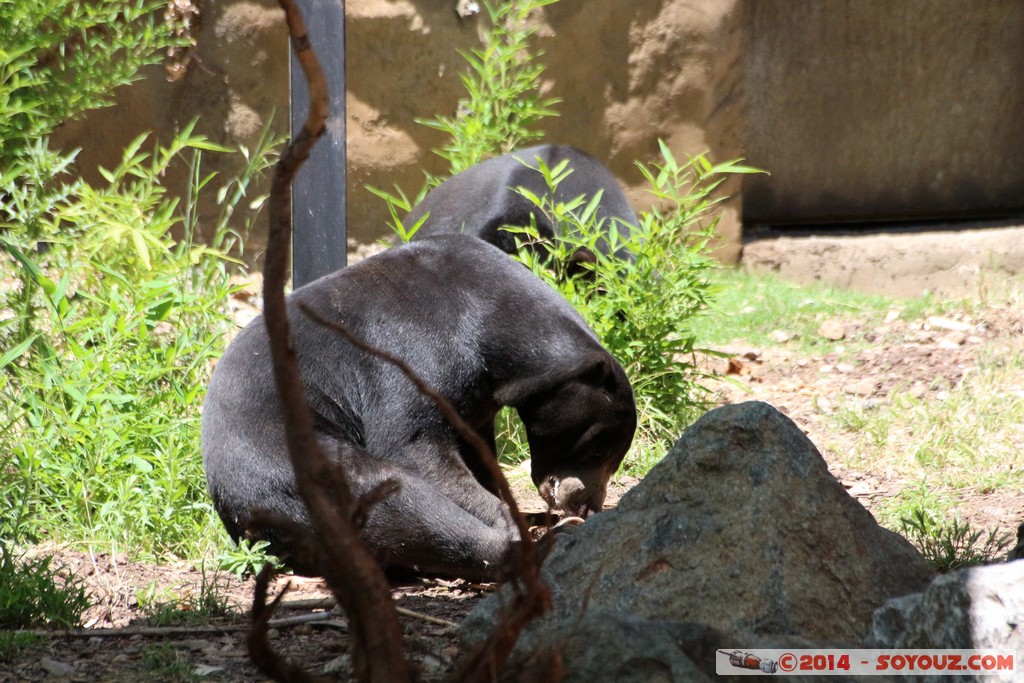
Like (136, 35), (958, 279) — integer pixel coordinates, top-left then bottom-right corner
(0, 545), (90, 629)
(687, 268), (943, 353)
(899, 507), (1013, 572)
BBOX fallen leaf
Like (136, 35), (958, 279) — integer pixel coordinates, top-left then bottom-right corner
(726, 357), (747, 375)
(194, 664), (225, 677)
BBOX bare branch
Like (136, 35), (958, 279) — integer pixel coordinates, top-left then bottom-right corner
(248, 567), (324, 682)
(295, 303), (558, 682)
(282, 594), (460, 630)
(17, 612), (344, 640)
(255, 1), (412, 681)
(20, 624), (246, 639)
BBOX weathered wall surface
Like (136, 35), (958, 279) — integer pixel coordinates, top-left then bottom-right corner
(50, 0), (1023, 275)
(534, 0), (745, 260)
(743, 0), (1024, 225)
(51, 0), (746, 260)
(53, 0), (292, 249)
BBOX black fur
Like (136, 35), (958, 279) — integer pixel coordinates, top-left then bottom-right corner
(406, 144), (637, 264)
(202, 235), (636, 579)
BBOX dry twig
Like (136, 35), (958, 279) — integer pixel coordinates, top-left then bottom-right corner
(249, 567), (323, 683)
(255, 0), (559, 678)
(252, 1), (411, 681)
(282, 594), (459, 630)
(296, 305), (559, 682)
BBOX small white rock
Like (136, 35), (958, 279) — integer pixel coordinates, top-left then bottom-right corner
(926, 316), (972, 332)
(40, 657), (76, 677)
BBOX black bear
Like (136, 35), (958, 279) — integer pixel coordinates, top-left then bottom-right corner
(406, 144), (637, 267)
(202, 234), (636, 579)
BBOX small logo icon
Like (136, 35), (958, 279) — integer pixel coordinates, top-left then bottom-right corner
(721, 650), (779, 674)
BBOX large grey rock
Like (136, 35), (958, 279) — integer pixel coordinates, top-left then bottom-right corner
(506, 611), (714, 683)
(463, 401), (933, 655)
(866, 560), (1024, 653)
(491, 609), (876, 683)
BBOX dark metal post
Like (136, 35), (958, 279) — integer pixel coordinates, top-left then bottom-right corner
(290, 0), (347, 287)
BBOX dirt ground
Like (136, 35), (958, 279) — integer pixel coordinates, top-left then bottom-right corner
(707, 306), (1024, 537)
(741, 221), (1024, 299)
(5, 256), (1024, 682)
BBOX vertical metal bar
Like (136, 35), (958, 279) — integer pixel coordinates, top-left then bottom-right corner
(290, 0), (347, 288)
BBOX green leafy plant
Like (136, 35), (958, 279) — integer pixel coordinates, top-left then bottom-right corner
(0, 0), (183, 164)
(420, 0), (560, 175)
(369, 0), (560, 234)
(365, 184), (428, 243)
(216, 538), (281, 580)
(899, 507), (1012, 573)
(0, 543), (90, 629)
(1, 0), (189, 332)
(0, 121), (279, 558)
(503, 147), (760, 456)
(1, 0), (271, 573)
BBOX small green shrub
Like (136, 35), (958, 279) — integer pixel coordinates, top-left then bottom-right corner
(900, 508), (1013, 573)
(216, 538), (280, 580)
(137, 567), (233, 628)
(418, 0), (560, 175)
(1, 121), (278, 558)
(384, 147), (757, 467)
(0, 630), (39, 662)
(0, 544), (89, 629)
(374, 0), (757, 470)
(142, 643), (198, 682)
(369, 0), (559, 224)
(508, 145), (760, 451)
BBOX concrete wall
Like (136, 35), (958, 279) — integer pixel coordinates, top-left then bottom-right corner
(50, 0), (1023, 265)
(51, 0), (746, 261)
(743, 0), (1024, 226)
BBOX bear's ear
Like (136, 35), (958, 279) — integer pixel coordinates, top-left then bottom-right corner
(495, 352), (611, 407)
(566, 247), (597, 279)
